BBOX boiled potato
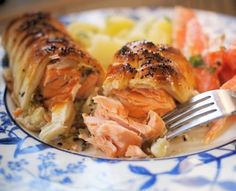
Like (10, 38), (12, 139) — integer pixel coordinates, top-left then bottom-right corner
(147, 18), (173, 44)
(88, 34), (125, 69)
(105, 16), (135, 36)
(124, 26), (146, 41)
(67, 22), (101, 47)
(151, 138), (170, 157)
(66, 16), (174, 71)
(123, 17), (155, 41)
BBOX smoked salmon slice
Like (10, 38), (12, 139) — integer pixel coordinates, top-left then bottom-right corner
(174, 6), (208, 56)
(173, 6), (195, 50)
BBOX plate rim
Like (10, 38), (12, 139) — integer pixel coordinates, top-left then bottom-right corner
(1, 7), (236, 191)
(4, 87), (236, 161)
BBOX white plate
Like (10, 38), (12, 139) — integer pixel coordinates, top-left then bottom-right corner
(0, 7), (236, 191)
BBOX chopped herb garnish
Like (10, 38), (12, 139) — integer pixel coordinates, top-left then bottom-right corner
(220, 46), (226, 50)
(2, 54), (9, 68)
(216, 60), (222, 66)
(19, 92), (25, 97)
(189, 55), (205, 68)
(207, 66), (217, 74)
(73, 137), (80, 142)
(77, 32), (89, 38)
(75, 100), (85, 111)
(183, 134), (188, 142)
(164, 16), (172, 23)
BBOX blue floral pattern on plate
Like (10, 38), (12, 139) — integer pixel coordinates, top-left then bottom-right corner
(0, 7), (236, 191)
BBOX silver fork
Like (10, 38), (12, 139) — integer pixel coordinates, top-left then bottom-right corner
(163, 89), (236, 139)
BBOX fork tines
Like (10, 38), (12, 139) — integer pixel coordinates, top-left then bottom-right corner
(163, 89), (236, 139)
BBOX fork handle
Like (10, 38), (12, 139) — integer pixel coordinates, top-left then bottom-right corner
(231, 91), (236, 115)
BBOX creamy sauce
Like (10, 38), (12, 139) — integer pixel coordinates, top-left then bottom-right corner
(50, 124), (210, 158)
(167, 125), (210, 156)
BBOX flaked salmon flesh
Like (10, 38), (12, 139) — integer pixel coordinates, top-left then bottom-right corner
(82, 95), (167, 157)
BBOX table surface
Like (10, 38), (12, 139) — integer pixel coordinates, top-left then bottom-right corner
(0, 0), (235, 33)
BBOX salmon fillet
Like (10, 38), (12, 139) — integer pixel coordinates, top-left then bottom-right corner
(82, 95), (166, 157)
(81, 41), (195, 158)
(103, 41), (195, 103)
(113, 88), (176, 118)
(2, 12), (105, 142)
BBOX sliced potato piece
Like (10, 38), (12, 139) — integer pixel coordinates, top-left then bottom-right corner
(123, 17), (154, 41)
(67, 22), (101, 47)
(151, 137), (169, 157)
(147, 18), (173, 44)
(88, 34), (125, 69)
(105, 16), (135, 36)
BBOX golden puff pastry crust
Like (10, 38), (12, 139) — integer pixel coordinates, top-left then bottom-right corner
(2, 12), (105, 109)
(103, 40), (195, 103)
(2, 12), (105, 143)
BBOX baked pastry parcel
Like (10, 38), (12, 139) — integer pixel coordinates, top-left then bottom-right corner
(2, 11), (196, 157)
(2, 12), (104, 142)
(81, 41), (196, 157)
